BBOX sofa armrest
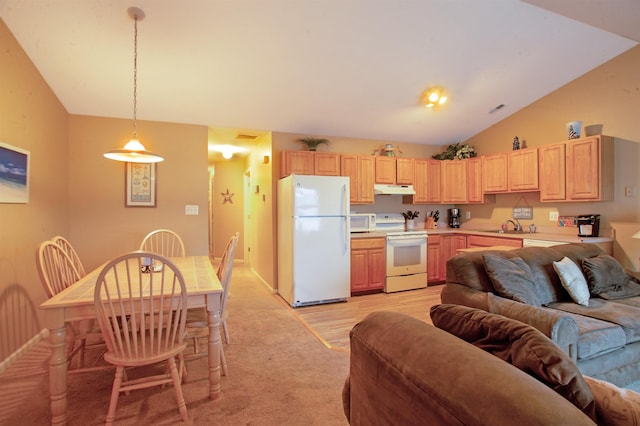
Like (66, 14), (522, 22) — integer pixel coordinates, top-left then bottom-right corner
(487, 293), (579, 361)
(440, 283), (490, 311)
(344, 311), (594, 425)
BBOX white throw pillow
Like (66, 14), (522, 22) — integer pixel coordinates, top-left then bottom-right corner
(553, 256), (590, 306)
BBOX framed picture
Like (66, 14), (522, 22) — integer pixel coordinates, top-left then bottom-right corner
(0, 141), (30, 204)
(125, 162), (157, 207)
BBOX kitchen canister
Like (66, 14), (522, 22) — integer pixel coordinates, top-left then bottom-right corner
(566, 121), (582, 139)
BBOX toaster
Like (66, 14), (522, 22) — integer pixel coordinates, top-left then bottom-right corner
(576, 214), (600, 237)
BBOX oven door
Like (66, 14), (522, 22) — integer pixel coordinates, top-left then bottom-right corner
(386, 234), (427, 276)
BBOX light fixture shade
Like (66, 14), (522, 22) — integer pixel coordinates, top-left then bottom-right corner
(632, 231), (640, 239)
(422, 87), (448, 108)
(104, 138), (164, 163)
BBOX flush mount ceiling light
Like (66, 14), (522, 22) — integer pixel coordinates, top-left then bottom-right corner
(208, 144), (247, 160)
(421, 87), (448, 108)
(104, 7), (163, 164)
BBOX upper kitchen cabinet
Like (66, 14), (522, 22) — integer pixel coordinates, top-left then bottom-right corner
(375, 156), (396, 184)
(396, 158), (415, 185)
(466, 157), (484, 203)
(508, 147), (539, 191)
(540, 136), (614, 202)
(405, 158), (429, 204)
(482, 153), (508, 193)
(341, 154), (375, 204)
(441, 160), (468, 203)
(280, 151), (341, 178)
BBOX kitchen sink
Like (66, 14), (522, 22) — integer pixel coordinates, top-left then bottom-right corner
(488, 229), (528, 234)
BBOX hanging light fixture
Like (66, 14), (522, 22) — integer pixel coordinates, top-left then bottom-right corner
(421, 87), (448, 108)
(104, 7), (163, 163)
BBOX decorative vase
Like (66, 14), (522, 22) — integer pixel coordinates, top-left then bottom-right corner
(406, 219), (415, 231)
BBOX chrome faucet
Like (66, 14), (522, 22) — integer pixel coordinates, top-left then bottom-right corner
(506, 219), (522, 232)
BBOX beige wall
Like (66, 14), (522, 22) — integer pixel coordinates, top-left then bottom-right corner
(0, 19), (70, 358)
(68, 115), (210, 271)
(462, 45), (640, 270)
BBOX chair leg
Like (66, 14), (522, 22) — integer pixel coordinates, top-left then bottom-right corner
(222, 321), (230, 344)
(106, 366), (125, 425)
(220, 343), (228, 376)
(168, 356), (188, 422)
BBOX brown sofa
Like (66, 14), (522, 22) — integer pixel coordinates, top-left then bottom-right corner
(342, 310), (596, 425)
(441, 243), (640, 386)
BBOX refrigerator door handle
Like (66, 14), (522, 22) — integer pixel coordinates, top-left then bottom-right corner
(343, 183), (349, 253)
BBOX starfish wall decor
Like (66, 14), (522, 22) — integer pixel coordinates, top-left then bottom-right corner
(221, 188), (234, 204)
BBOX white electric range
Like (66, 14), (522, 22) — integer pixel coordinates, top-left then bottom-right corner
(374, 214), (428, 293)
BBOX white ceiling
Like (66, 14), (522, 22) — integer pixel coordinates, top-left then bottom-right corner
(0, 0), (638, 156)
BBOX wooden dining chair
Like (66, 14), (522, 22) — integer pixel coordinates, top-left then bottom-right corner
(94, 251), (189, 425)
(37, 240), (91, 368)
(139, 229), (186, 257)
(52, 235), (87, 277)
(184, 232), (239, 373)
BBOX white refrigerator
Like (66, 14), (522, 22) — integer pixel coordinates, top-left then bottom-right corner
(277, 174), (351, 307)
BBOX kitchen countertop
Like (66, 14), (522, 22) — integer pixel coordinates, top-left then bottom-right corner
(351, 228), (614, 244)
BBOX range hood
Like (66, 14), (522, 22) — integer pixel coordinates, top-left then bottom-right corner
(374, 184), (416, 195)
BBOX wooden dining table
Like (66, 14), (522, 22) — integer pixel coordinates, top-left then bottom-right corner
(39, 255), (224, 425)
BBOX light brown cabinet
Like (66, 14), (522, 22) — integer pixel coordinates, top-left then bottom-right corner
(466, 158), (484, 203)
(540, 136), (613, 202)
(351, 237), (386, 294)
(396, 158), (415, 185)
(427, 234), (467, 284)
(280, 151), (340, 178)
(426, 160), (442, 203)
(375, 156), (396, 184)
(509, 147), (539, 191)
(441, 160), (468, 203)
(482, 153), (508, 193)
(341, 154), (375, 204)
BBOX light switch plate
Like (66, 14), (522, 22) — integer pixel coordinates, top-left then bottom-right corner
(549, 211), (559, 221)
(185, 205), (199, 215)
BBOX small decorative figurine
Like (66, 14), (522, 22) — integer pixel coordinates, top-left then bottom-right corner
(513, 136), (520, 150)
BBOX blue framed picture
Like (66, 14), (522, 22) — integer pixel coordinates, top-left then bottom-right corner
(0, 141), (30, 203)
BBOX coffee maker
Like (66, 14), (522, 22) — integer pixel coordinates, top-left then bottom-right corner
(448, 208), (461, 228)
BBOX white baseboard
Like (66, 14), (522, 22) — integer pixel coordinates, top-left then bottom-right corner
(0, 328), (49, 375)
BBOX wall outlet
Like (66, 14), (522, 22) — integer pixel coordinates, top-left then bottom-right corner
(465, 211), (471, 220)
(549, 211), (559, 221)
(185, 205), (199, 215)
(625, 186), (636, 198)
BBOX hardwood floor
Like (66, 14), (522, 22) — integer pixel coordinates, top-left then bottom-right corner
(292, 285), (444, 351)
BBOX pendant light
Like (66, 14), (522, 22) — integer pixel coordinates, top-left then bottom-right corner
(104, 7), (163, 163)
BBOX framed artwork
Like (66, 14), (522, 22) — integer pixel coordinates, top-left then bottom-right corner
(0, 141), (30, 204)
(125, 162), (157, 207)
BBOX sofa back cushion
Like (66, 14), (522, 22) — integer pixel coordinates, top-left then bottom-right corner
(482, 254), (541, 306)
(430, 304), (597, 421)
(582, 254), (640, 300)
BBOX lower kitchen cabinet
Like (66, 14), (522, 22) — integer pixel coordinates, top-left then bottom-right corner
(351, 237), (386, 294)
(466, 235), (522, 249)
(427, 234), (467, 284)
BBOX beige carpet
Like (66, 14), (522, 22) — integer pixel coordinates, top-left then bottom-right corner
(0, 264), (350, 425)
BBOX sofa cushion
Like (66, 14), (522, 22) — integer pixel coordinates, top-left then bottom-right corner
(554, 257), (590, 306)
(584, 376), (640, 426)
(482, 254), (541, 307)
(582, 254), (640, 300)
(430, 304), (596, 420)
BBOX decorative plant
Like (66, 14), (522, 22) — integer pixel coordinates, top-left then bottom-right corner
(297, 137), (330, 151)
(401, 210), (420, 220)
(432, 142), (477, 160)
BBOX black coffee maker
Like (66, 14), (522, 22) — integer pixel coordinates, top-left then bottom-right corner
(448, 208), (461, 228)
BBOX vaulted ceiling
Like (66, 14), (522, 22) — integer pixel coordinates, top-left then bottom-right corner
(1, 0), (638, 156)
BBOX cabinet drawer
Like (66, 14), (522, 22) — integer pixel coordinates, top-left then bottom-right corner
(351, 238), (385, 250)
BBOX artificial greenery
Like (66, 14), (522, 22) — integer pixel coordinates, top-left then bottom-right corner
(297, 137), (330, 151)
(432, 142), (477, 160)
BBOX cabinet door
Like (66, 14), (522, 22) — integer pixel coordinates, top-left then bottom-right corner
(442, 160), (467, 203)
(341, 155), (375, 204)
(466, 158), (483, 203)
(509, 148), (539, 191)
(368, 248), (386, 290)
(375, 156), (396, 184)
(426, 160), (442, 203)
(280, 151), (314, 178)
(539, 143), (566, 201)
(466, 235), (522, 248)
(482, 153), (508, 193)
(441, 235), (467, 281)
(406, 159), (429, 204)
(427, 235), (442, 283)
(566, 137), (601, 200)
(350, 249), (370, 292)
(396, 158), (415, 185)
(314, 153), (340, 176)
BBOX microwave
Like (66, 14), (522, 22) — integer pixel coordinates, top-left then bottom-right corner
(350, 213), (376, 233)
